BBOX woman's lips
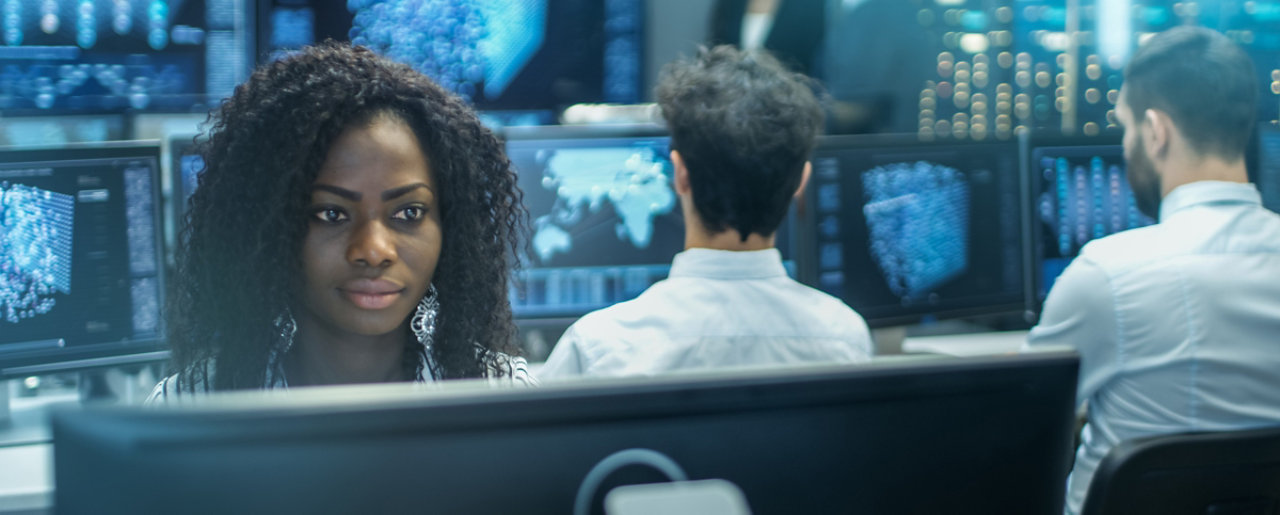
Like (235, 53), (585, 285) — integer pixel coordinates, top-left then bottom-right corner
(342, 290), (402, 310)
(340, 279), (404, 310)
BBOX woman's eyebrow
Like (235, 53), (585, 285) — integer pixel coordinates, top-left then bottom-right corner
(311, 183), (433, 201)
(313, 184), (360, 201)
(381, 183), (433, 201)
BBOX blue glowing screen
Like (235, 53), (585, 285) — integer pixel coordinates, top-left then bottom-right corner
(504, 135), (684, 318)
(808, 136), (1025, 326)
(1031, 142), (1154, 299)
(260, 0), (642, 110)
(0, 0), (246, 114)
(0, 145), (164, 364)
(505, 134), (797, 318)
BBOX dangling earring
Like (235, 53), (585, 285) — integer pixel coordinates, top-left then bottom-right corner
(273, 307), (297, 355)
(411, 284), (441, 379)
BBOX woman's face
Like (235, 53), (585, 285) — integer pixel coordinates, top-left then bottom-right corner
(299, 114), (442, 339)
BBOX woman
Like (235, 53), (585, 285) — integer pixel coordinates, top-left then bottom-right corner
(150, 43), (533, 400)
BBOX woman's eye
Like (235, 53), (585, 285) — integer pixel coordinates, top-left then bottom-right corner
(394, 206), (425, 221)
(312, 208), (347, 223)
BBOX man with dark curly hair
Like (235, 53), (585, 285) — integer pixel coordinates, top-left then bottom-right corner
(540, 46), (871, 378)
(149, 43), (535, 400)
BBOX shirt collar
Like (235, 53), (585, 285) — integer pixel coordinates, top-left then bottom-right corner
(669, 247), (788, 280)
(1159, 180), (1262, 222)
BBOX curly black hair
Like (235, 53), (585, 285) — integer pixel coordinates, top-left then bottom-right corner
(169, 42), (525, 390)
(655, 45), (823, 242)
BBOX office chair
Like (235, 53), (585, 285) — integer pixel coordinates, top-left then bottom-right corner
(1082, 425), (1280, 515)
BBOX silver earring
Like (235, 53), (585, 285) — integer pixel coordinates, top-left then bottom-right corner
(411, 284), (441, 378)
(273, 307), (297, 355)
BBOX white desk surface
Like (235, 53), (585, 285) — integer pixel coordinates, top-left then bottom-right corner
(901, 330), (1028, 357)
(0, 443), (51, 514)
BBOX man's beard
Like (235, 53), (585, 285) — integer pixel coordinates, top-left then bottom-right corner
(1126, 136), (1164, 220)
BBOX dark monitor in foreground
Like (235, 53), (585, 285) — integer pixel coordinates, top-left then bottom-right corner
(1028, 136), (1154, 306)
(55, 352), (1079, 514)
(0, 143), (166, 377)
(504, 129), (796, 319)
(804, 135), (1026, 327)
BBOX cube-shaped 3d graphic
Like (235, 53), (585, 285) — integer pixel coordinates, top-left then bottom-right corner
(862, 161), (969, 299)
(1, 182), (74, 322)
(348, 0), (545, 101)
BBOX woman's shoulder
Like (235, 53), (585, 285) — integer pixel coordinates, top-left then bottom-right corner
(145, 360), (216, 405)
(480, 348), (539, 387)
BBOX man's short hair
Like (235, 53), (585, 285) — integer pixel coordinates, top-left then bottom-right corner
(1124, 26), (1256, 160)
(656, 45), (823, 241)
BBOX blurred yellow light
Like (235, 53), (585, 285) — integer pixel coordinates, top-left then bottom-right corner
(1086, 64), (1102, 81)
(1016, 71), (1031, 88)
(1036, 71), (1051, 88)
(998, 52), (1014, 69)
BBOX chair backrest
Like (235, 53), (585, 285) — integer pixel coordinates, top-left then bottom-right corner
(1082, 425), (1280, 515)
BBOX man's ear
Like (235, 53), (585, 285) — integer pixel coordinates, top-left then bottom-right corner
(1144, 108), (1171, 158)
(671, 150), (692, 196)
(794, 161), (812, 200)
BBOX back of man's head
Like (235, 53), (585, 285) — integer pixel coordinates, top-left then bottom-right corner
(656, 45), (824, 242)
(1124, 26), (1256, 161)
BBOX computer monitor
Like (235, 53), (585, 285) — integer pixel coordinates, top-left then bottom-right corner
(1254, 124), (1280, 214)
(0, 0), (250, 114)
(256, 0), (644, 110)
(168, 134), (202, 221)
(802, 134), (1027, 327)
(1028, 136), (1154, 306)
(0, 116), (125, 147)
(504, 127), (797, 319)
(0, 142), (167, 378)
(164, 134), (203, 265)
(54, 351), (1079, 514)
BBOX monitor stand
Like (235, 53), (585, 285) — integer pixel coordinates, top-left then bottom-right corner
(871, 326), (907, 355)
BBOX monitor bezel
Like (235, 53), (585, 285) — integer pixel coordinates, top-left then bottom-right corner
(0, 141), (169, 378)
(802, 133), (1029, 328)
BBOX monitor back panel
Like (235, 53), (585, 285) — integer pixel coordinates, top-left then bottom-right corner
(55, 353), (1079, 515)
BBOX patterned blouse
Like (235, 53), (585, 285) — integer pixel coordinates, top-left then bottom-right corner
(147, 343), (538, 403)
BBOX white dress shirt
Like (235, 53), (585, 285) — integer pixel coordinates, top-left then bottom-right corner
(539, 248), (873, 379)
(1025, 181), (1280, 515)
